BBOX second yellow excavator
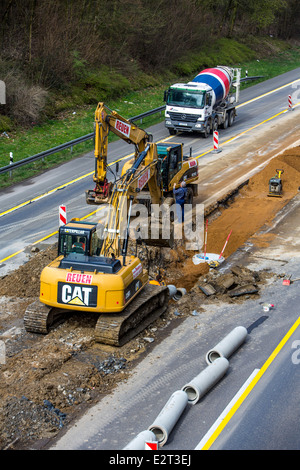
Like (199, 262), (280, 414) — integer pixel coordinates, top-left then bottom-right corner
(85, 102), (199, 208)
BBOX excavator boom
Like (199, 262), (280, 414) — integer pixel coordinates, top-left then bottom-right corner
(86, 102), (152, 204)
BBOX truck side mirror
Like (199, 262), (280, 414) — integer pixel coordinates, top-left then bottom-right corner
(163, 90), (167, 102)
(116, 161), (119, 173)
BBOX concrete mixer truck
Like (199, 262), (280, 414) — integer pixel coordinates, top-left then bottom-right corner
(164, 66), (241, 137)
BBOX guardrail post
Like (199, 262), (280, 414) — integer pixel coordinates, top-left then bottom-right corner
(9, 152), (13, 178)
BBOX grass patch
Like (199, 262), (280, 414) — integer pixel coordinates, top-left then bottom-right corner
(239, 47), (300, 87)
(173, 38), (257, 76)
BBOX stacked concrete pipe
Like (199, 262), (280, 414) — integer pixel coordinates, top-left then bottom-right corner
(148, 390), (188, 447)
(205, 326), (248, 364)
(182, 357), (229, 405)
(123, 325), (248, 449)
(167, 285), (187, 301)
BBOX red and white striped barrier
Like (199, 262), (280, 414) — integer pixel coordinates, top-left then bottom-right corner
(213, 130), (222, 153)
(288, 95), (293, 111)
(145, 441), (159, 450)
(219, 229), (232, 259)
(59, 205), (67, 226)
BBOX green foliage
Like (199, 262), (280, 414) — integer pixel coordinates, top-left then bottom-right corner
(72, 50), (88, 80)
(77, 67), (131, 102)
(246, 0), (287, 29)
(1, 0), (299, 128)
(0, 114), (14, 133)
(173, 38), (257, 78)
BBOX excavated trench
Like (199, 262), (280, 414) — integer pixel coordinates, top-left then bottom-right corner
(0, 144), (300, 449)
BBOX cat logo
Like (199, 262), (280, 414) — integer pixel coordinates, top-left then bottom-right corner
(57, 282), (97, 307)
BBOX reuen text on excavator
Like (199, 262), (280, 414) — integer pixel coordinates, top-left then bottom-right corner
(24, 103), (199, 346)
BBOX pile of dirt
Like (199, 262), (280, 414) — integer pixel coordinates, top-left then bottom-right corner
(166, 265), (274, 318)
(0, 245), (57, 298)
(0, 310), (146, 449)
(0, 396), (67, 448)
(196, 265), (272, 301)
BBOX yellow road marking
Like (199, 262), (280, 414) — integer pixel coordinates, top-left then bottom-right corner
(2, 78), (299, 220)
(197, 97), (299, 159)
(0, 208), (104, 265)
(201, 315), (300, 450)
(195, 101), (299, 160)
(0, 152), (137, 218)
(236, 78), (300, 108)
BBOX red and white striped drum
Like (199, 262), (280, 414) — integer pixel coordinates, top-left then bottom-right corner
(192, 66), (233, 106)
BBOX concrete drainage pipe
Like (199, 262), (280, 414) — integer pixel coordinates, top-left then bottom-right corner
(182, 357), (229, 405)
(123, 430), (157, 450)
(205, 326), (248, 364)
(167, 285), (187, 301)
(148, 390), (188, 447)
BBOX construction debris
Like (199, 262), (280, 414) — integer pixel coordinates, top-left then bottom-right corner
(196, 265), (265, 301)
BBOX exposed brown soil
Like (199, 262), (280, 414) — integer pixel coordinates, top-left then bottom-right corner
(163, 145), (300, 290)
(0, 144), (299, 449)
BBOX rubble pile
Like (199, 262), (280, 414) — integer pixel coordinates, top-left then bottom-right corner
(197, 265), (269, 300)
(0, 396), (67, 448)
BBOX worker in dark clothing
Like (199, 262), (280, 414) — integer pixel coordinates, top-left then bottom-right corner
(173, 181), (187, 222)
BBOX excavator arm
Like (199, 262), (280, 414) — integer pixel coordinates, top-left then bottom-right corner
(99, 142), (163, 259)
(86, 102), (152, 204)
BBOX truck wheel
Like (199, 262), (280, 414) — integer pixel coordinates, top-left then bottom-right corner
(222, 113), (229, 129)
(212, 117), (218, 133)
(228, 111), (235, 127)
(203, 122), (210, 138)
(168, 128), (177, 136)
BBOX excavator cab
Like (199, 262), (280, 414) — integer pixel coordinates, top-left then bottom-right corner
(23, 104), (197, 346)
(157, 143), (183, 191)
(156, 142), (197, 193)
(24, 216), (169, 346)
(58, 220), (104, 257)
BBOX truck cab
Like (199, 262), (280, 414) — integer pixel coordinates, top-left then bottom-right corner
(164, 82), (214, 136)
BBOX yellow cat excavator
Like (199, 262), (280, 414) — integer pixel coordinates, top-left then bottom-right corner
(24, 103), (199, 346)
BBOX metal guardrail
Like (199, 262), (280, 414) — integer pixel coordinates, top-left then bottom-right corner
(0, 105), (165, 176)
(0, 75), (263, 177)
(240, 75), (264, 82)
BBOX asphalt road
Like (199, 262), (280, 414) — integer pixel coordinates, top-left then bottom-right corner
(207, 318), (300, 450)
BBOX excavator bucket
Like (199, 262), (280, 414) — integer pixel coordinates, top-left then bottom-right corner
(85, 180), (113, 205)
